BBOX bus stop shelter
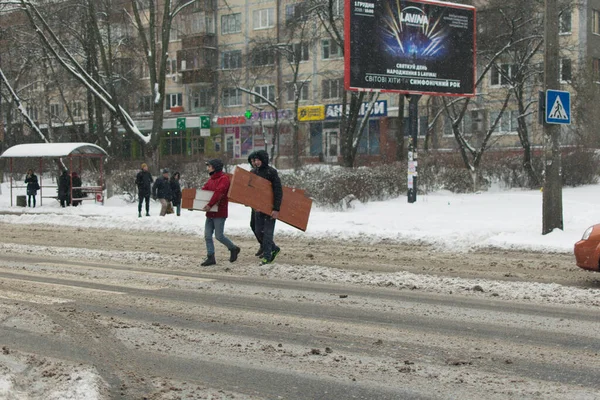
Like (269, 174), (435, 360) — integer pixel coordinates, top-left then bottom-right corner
(0, 142), (108, 207)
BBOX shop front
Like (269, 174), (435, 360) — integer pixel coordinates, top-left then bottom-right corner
(305, 100), (388, 163)
(212, 109), (293, 161)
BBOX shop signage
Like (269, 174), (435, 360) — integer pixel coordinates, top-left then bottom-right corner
(216, 109), (294, 126)
(298, 105), (325, 121)
(325, 100), (387, 120)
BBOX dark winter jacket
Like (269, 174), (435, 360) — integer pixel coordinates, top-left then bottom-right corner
(152, 176), (172, 201)
(58, 171), (71, 200)
(201, 170), (230, 218)
(25, 174), (39, 196)
(170, 173), (182, 206)
(252, 150), (283, 212)
(71, 172), (83, 199)
(135, 170), (153, 196)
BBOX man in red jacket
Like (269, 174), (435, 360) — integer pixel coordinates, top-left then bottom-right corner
(200, 159), (240, 266)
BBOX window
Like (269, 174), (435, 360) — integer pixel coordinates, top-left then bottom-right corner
(71, 101), (82, 117)
(490, 63), (514, 86)
(332, 0), (344, 16)
(322, 39), (343, 59)
(190, 88), (211, 108)
(221, 13), (241, 34)
(222, 50), (242, 69)
(594, 10), (600, 35)
(206, 14), (215, 34)
(253, 8), (275, 29)
(139, 96), (153, 112)
(560, 58), (572, 82)
(285, 3), (306, 23)
(322, 78), (343, 99)
(26, 105), (39, 121)
(170, 21), (179, 41)
(165, 93), (183, 110)
(358, 120), (380, 155)
(253, 85), (276, 104)
(288, 43), (309, 63)
(490, 110), (518, 133)
(50, 103), (61, 118)
(166, 59), (177, 75)
(223, 87), (242, 106)
(593, 58), (600, 82)
(287, 82), (309, 102)
(559, 9), (571, 34)
(252, 49), (275, 66)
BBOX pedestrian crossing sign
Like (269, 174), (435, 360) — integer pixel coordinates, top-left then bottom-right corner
(545, 90), (571, 125)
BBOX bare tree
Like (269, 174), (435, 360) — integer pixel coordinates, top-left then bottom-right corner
(308, 0), (376, 168)
(128, 0), (195, 167)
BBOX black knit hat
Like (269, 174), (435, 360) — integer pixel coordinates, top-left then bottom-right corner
(205, 159), (224, 172)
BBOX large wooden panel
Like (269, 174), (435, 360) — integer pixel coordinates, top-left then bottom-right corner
(228, 167), (312, 231)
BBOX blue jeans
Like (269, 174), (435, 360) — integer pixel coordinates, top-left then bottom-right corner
(205, 217), (235, 256)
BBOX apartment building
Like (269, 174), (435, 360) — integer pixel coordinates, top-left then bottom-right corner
(3, 0), (600, 165)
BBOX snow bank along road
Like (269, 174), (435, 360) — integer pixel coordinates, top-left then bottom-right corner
(0, 222), (599, 399)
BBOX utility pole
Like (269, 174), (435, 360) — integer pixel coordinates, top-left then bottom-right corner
(407, 95), (421, 203)
(542, 0), (563, 234)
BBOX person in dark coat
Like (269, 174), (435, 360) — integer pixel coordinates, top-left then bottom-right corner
(152, 168), (173, 216)
(71, 171), (84, 207)
(199, 159), (240, 266)
(135, 163), (153, 217)
(24, 169), (40, 207)
(247, 152), (263, 257)
(58, 170), (71, 207)
(170, 171), (182, 216)
(251, 150), (283, 265)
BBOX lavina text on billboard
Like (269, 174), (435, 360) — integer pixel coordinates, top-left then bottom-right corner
(345, 0), (476, 96)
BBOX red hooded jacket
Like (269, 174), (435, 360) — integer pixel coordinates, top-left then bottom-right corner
(201, 170), (230, 218)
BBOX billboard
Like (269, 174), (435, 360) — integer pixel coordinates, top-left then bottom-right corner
(345, 0), (476, 96)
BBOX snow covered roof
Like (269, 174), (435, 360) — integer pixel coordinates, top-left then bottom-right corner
(0, 143), (108, 158)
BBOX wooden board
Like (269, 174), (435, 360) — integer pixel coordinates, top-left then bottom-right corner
(181, 188), (218, 211)
(227, 167), (312, 231)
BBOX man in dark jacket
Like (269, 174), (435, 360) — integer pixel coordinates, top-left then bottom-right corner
(199, 159), (240, 266)
(247, 151), (263, 257)
(135, 163), (153, 217)
(251, 150), (283, 265)
(71, 171), (84, 207)
(25, 169), (39, 208)
(152, 168), (173, 216)
(58, 170), (71, 208)
(170, 171), (182, 216)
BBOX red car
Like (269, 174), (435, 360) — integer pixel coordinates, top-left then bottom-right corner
(574, 225), (600, 272)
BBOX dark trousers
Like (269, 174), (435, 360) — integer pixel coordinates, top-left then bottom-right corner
(250, 210), (262, 247)
(138, 194), (150, 214)
(27, 194), (36, 207)
(254, 211), (277, 260)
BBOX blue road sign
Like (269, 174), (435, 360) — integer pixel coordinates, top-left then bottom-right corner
(545, 90), (571, 125)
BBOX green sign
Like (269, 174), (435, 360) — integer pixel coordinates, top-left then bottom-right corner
(244, 110), (252, 119)
(176, 117), (186, 130)
(200, 116), (210, 129)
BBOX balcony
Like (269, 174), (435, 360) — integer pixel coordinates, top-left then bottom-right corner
(181, 68), (216, 84)
(181, 33), (216, 50)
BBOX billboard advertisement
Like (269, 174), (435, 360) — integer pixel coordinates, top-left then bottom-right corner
(345, 0), (476, 96)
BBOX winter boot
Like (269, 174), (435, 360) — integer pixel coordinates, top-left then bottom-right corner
(255, 246), (264, 257)
(146, 212), (150, 217)
(200, 255), (216, 266)
(270, 247), (281, 262)
(229, 247), (241, 262)
(260, 257), (272, 266)
(138, 212), (142, 218)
